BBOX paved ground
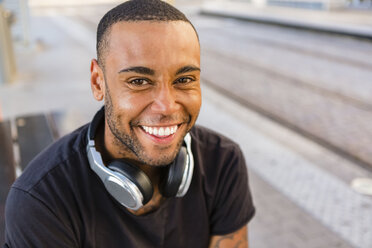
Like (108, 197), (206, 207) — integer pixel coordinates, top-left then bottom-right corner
(1, 1), (372, 247)
(200, 81), (371, 248)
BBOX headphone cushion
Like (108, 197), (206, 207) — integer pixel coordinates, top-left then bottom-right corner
(108, 160), (153, 205)
(159, 146), (187, 197)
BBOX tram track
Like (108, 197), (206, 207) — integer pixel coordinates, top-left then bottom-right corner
(201, 76), (372, 172)
(202, 47), (372, 111)
(201, 48), (372, 172)
(203, 24), (372, 71)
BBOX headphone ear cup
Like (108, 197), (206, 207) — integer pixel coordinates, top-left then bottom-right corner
(159, 146), (187, 197)
(108, 160), (153, 205)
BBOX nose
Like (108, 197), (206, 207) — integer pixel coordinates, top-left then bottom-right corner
(150, 84), (180, 115)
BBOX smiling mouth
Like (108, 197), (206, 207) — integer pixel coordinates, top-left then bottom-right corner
(140, 125), (179, 138)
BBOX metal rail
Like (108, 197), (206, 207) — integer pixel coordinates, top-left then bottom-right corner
(226, 27), (372, 71)
(202, 46), (372, 172)
(203, 47), (372, 111)
(203, 23), (372, 71)
(201, 74), (372, 173)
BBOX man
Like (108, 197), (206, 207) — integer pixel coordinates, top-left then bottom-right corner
(4, 0), (255, 247)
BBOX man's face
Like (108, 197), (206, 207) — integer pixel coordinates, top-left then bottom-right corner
(92, 21), (201, 166)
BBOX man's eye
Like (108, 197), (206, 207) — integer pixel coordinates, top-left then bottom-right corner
(128, 78), (149, 86)
(175, 77), (194, 84)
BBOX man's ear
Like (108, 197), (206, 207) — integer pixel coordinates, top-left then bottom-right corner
(90, 59), (105, 101)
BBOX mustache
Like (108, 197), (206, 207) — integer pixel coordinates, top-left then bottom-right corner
(131, 114), (191, 126)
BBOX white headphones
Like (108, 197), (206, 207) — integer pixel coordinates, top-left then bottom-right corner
(86, 107), (194, 210)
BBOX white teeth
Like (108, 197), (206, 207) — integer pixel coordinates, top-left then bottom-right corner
(165, 127), (170, 136)
(142, 125), (178, 137)
(158, 127), (164, 136)
(171, 125), (178, 134)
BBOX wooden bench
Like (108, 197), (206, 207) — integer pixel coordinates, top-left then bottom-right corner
(0, 112), (65, 244)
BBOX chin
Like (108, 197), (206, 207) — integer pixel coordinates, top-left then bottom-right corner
(140, 145), (182, 167)
(141, 152), (178, 167)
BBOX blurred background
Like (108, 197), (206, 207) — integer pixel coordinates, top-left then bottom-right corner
(1, 0), (372, 247)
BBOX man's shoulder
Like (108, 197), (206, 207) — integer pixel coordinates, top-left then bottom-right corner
(190, 125), (243, 169)
(190, 125), (241, 152)
(12, 124), (90, 192)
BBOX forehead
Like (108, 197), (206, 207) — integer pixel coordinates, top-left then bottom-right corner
(105, 21), (200, 71)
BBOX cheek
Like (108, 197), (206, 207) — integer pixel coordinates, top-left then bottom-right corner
(115, 93), (151, 118)
(116, 95), (137, 111)
(182, 90), (202, 118)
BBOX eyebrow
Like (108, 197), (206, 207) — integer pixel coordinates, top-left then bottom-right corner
(176, 66), (201, 75)
(117, 65), (200, 76)
(118, 66), (155, 75)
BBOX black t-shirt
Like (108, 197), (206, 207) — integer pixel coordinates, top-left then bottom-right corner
(4, 124), (255, 248)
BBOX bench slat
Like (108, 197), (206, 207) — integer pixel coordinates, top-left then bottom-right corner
(16, 114), (55, 170)
(0, 120), (16, 245)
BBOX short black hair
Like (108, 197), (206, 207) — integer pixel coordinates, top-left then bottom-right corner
(96, 0), (196, 68)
